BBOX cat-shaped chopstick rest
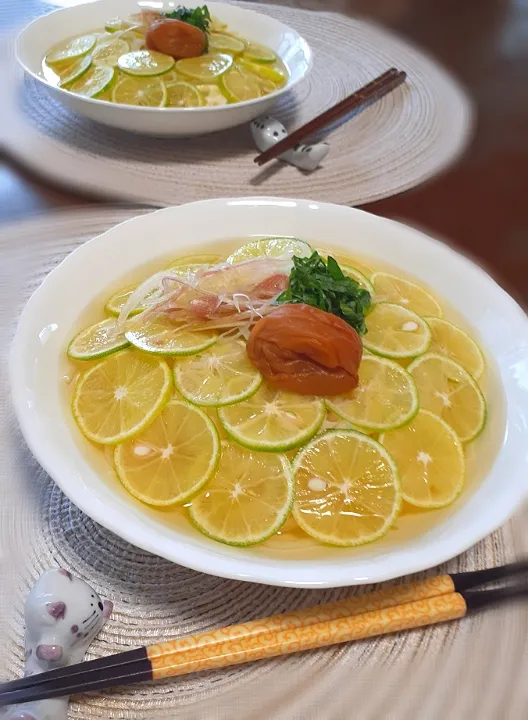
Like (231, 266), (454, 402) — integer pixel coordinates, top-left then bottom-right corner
(4, 568), (113, 720)
(251, 116), (330, 171)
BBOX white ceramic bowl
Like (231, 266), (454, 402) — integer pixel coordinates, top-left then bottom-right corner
(10, 198), (528, 587)
(16, 0), (311, 136)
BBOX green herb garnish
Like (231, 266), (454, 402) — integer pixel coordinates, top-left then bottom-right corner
(277, 251), (371, 335)
(163, 5), (211, 33)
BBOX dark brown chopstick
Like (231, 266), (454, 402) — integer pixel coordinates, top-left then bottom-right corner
(254, 68), (407, 166)
(2, 560), (528, 706)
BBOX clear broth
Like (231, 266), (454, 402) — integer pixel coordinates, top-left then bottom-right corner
(62, 238), (507, 560)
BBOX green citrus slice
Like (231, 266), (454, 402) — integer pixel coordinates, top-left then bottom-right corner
(67, 65), (115, 98)
(176, 53), (233, 81)
(243, 42), (277, 63)
(340, 265), (374, 293)
(220, 66), (261, 102)
(424, 317), (485, 380)
(112, 75), (167, 107)
(293, 430), (401, 546)
(174, 340), (262, 407)
(92, 38), (130, 67)
(46, 35), (97, 64)
(218, 386), (325, 451)
(208, 32), (246, 54)
(57, 56), (92, 87)
(189, 441), (293, 545)
(363, 303), (431, 358)
(380, 409), (465, 508)
(165, 81), (204, 107)
(125, 314), (217, 356)
(114, 399), (219, 506)
(105, 18), (132, 33)
(326, 355), (419, 431)
(408, 353), (486, 442)
(227, 237), (312, 264)
(72, 349), (172, 444)
(118, 50), (175, 76)
(371, 272), (443, 317)
(67, 318), (129, 360)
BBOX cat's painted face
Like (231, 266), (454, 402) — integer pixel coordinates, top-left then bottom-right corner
(24, 568), (113, 670)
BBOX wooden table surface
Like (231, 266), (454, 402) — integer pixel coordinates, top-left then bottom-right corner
(1, 0), (527, 305)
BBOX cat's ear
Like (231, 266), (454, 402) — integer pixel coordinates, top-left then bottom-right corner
(102, 600), (113, 619)
(36, 644), (63, 662)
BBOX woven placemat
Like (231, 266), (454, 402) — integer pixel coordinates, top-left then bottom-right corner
(0, 207), (527, 720)
(1, 1), (472, 207)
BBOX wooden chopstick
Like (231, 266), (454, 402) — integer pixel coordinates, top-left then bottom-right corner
(2, 561), (528, 705)
(254, 68), (407, 166)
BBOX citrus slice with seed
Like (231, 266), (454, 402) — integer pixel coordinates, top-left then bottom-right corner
(218, 386), (325, 451)
(165, 81), (204, 107)
(237, 57), (285, 84)
(189, 441), (293, 545)
(112, 75), (167, 107)
(57, 56), (92, 87)
(408, 353), (486, 442)
(293, 430), (401, 546)
(208, 32), (246, 54)
(72, 349), (171, 444)
(46, 35), (97, 64)
(227, 237), (312, 264)
(174, 340), (262, 407)
(341, 265), (375, 293)
(67, 65), (115, 97)
(326, 354), (419, 431)
(68, 318), (129, 360)
(176, 53), (232, 81)
(424, 317), (485, 380)
(371, 272), (443, 317)
(243, 42), (277, 63)
(220, 66), (261, 102)
(363, 303), (431, 358)
(92, 38), (130, 67)
(118, 50), (175, 76)
(125, 314), (217, 356)
(380, 409), (465, 508)
(114, 399), (219, 506)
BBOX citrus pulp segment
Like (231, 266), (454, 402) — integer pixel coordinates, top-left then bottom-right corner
(408, 353), (486, 442)
(293, 430), (401, 546)
(72, 350), (172, 444)
(380, 409), (465, 508)
(114, 400), (219, 506)
(174, 340), (262, 407)
(326, 355), (419, 431)
(189, 441), (293, 545)
(218, 386), (325, 451)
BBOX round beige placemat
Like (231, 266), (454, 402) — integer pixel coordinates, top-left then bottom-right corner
(1, 2), (472, 207)
(1, 208), (527, 720)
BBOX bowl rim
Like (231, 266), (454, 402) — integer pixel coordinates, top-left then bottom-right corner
(9, 197), (528, 588)
(15, 0), (312, 114)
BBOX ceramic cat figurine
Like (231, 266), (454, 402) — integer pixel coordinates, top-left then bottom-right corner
(251, 116), (330, 171)
(3, 569), (113, 720)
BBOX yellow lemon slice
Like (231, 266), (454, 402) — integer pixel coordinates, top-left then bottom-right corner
(112, 75), (167, 107)
(363, 303), (431, 358)
(72, 349), (171, 444)
(118, 50), (175, 76)
(424, 317), (485, 380)
(408, 353), (486, 442)
(176, 53), (233, 81)
(174, 340), (262, 407)
(46, 35), (96, 64)
(326, 355), (419, 431)
(380, 409), (465, 508)
(293, 430), (401, 546)
(67, 318), (129, 360)
(114, 399), (219, 506)
(218, 386), (325, 451)
(371, 272), (443, 317)
(190, 441), (293, 545)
